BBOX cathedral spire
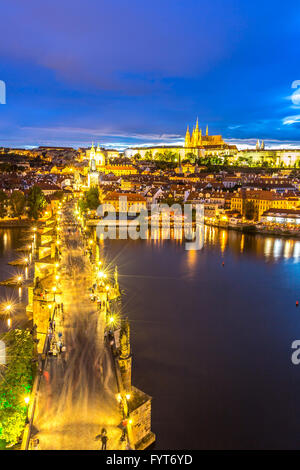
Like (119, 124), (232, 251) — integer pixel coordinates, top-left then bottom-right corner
(206, 125), (208, 136)
(195, 117), (199, 131)
(185, 125), (191, 148)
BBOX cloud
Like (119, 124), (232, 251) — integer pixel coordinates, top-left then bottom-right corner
(21, 125), (182, 142)
(283, 115), (300, 125)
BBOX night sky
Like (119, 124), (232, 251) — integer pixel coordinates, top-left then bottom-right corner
(1, 0), (300, 149)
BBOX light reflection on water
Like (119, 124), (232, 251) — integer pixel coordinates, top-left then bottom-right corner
(138, 226), (300, 262)
(0, 229), (30, 329)
(101, 226), (300, 449)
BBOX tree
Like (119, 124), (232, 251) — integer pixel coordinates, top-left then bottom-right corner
(243, 200), (256, 220)
(185, 152), (197, 163)
(27, 185), (47, 220)
(9, 191), (26, 219)
(0, 329), (34, 446)
(0, 190), (8, 218)
(79, 186), (102, 212)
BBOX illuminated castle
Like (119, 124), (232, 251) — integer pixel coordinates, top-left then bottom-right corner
(185, 118), (225, 148)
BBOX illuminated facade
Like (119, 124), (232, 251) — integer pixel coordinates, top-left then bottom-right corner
(231, 190), (300, 220)
(124, 119), (237, 159)
(235, 148), (300, 167)
(185, 118), (224, 148)
(89, 143), (106, 167)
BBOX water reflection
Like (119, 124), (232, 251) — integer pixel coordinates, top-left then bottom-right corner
(0, 228), (29, 311)
(142, 226), (300, 262)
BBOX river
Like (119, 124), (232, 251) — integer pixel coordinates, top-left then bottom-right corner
(2, 226), (300, 449)
(101, 227), (300, 449)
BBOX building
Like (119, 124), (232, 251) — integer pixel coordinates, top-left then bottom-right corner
(260, 208), (300, 226)
(185, 118), (225, 149)
(87, 154), (100, 187)
(231, 189), (300, 220)
(235, 147), (300, 167)
(86, 144), (119, 163)
(124, 119), (237, 160)
(102, 192), (147, 213)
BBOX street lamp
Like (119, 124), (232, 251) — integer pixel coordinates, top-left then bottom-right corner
(52, 286), (57, 302)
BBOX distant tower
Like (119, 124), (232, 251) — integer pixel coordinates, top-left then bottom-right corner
(198, 128), (202, 146)
(194, 118), (200, 147)
(88, 144), (100, 187)
(185, 126), (191, 148)
(90, 142), (96, 159)
(119, 318), (132, 393)
(256, 139), (260, 150)
(191, 126), (195, 147)
(178, 151), (183, 173)
(260, 140), (265, 150)
(206, 125), (209, 136)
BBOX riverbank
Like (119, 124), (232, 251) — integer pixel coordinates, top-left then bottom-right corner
(0, 219), (40, 228)
(205, 220), (300, 239)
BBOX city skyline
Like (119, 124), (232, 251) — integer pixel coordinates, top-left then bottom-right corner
(1, 0), (300, 149)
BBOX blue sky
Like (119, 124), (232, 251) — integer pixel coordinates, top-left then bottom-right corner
(1, 0), (300, 149)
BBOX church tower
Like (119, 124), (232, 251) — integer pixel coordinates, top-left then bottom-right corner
(90, 142), (96, 159)
(185, 126), (191, 148)
(256, 139), (260, 150)
(198, 128), (202, 146)
(260, 140), (265, 150)
(88, 143), (100, 187)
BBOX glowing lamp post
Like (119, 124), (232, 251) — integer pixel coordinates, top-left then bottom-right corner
(52, 286), (57, 302)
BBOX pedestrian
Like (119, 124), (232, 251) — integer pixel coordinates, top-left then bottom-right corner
(95, 428), (108, 450)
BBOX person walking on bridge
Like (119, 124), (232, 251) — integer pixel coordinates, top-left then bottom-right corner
(100, 428), (108, 450)
(95, 428), (108, 450)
